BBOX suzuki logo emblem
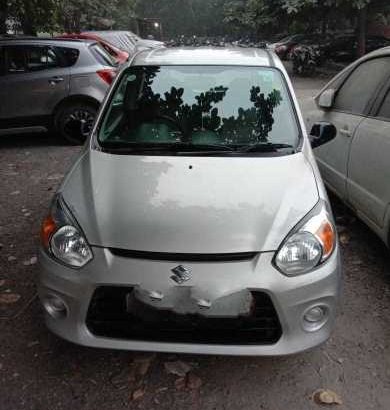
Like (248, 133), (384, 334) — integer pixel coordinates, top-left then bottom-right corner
(170, 265), (192, 284)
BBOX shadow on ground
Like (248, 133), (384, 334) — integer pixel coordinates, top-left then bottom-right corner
(0, 132), (72, 148)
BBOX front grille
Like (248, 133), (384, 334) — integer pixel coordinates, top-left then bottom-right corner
(86, 287), (282, 345)
(109, 248), (258, 262)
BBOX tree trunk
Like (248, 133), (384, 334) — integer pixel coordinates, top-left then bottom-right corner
(357, 6), (367, 58)
(21, 1), (37, 35)
(0, 0), (7, 34)
(320, 6), (328, 35)
(321, 17), (327, 35)
(21, 18), (37, 35)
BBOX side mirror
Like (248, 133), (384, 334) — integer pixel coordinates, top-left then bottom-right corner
(318, 88), (336, 109)
(309, 122), (337, 148)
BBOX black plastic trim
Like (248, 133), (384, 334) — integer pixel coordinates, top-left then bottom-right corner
(108, 248), (258, 262)
(86, 287), (282, 345)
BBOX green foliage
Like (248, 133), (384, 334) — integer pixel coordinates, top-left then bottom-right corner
(1, 0), (389, 39)
(7, 0), (59, 34)
(2, 0), (137, 34)
(223, 0), (390, 37)
(224, 0), (281, 28)
(282, 0), (389, 14)
(58, 0), (137, 32)
(135, 0), (228, 36)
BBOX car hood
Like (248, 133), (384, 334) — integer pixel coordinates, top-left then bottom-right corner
(61, 151), (319, 253)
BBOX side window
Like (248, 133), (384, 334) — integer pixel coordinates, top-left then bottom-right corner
(101, 43), (116, 57)
(334, 57), (390, 115)
(26, 46), (60, 71)
(90, 44), (117, 67)
(5, 45), (61, 73)
(54, 47), (80, 67)
(6, 46), (27, 73)
(377, 90), (390, 120)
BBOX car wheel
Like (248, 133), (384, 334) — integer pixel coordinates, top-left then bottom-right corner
(56, 103), (97, 145)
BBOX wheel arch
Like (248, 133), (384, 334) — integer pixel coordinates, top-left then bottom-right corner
(53, 95), (101, 126)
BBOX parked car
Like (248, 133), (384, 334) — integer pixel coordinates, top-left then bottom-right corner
(306, 47), (390, 246)
(291, 33), (390, 63)
(330, 34), (390, 62)
(84, 30), (165, 53)
(38, 46), (341, 355)
(0, 38), (118, 143)
(268, 34), (305, 60)
(288, 34), (333, 60)
(57, 33), (130, 64)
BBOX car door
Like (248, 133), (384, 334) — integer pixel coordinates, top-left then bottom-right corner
(0, 44), (70, 128)
(311, 57), (390, 201)
(347, 77), (390, 229)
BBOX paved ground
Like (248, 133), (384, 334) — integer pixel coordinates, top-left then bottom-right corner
(1, 76), (390, 410)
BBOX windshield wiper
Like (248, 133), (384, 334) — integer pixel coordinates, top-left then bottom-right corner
(239, 143), (295, 153)
(98, 141), (295, 155)
(100, 141), (176, 154)
(176, 144), (235, 154)
(98, 142), (236, 154)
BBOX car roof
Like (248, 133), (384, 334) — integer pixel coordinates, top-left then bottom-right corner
(0, 37), (95, 47)
(85, 30), (139, 39)
(131, 46), (277, 68)
(60, 33), (97, 38)
(359, 46), (390, 60)
(59, 33), (114, 45)
(86, 30), (136, 35)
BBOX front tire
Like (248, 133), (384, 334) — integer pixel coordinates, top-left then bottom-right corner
(55, 102), (97, 145)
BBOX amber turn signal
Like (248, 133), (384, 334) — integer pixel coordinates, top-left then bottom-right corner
(316, 221), (335, 259)
(40, 215), (57, 249)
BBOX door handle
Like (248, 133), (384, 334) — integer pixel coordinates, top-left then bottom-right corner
(339, 128), (352, 137)
(49, 76), (64, 85)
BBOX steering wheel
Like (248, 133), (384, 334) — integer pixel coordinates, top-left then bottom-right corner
(151, 114), (185, 135)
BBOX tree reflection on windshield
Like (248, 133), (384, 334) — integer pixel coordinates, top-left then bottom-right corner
(106, 66), (286, 147)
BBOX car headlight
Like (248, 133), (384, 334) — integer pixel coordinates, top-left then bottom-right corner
(274, 200), (336, 276)
(40, 194), (93, 268)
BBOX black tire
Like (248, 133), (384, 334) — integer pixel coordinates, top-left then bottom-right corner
(55, 102), (98, 145)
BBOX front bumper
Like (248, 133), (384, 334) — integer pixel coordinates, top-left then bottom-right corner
(37, 246), (341, 356)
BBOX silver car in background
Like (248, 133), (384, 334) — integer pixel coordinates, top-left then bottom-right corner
(0, 38), (118, 144)
(306, 47), (390, 247)
(85, 30), (165, 53)
(38, 47), (341, 355)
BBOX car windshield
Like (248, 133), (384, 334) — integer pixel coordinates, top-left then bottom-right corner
(98, 65), (300, 155)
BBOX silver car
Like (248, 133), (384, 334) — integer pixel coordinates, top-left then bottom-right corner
(306, 47), (390, 247)
(85, 30), (165, 53)
(0, 38), (118, 144)
(38, 47), (341, 355)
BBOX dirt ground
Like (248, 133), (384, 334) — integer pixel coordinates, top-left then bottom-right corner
(1, 76), (390, 410)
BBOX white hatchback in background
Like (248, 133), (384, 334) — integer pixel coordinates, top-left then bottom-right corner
(306, 47), (390, 247)
(38, 47), (341, 355)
